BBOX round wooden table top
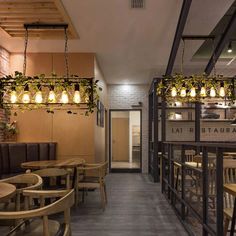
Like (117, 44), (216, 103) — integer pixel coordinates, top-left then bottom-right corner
(0, 182), (16, 203)
(21, 157), (85, 170)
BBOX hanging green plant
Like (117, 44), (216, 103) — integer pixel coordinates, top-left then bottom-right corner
(0, 71), (100, 116)
(156, 73), (234, 102)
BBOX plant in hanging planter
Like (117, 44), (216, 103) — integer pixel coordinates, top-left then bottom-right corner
(0, 71), (100, 115)
(156, 73), (234, 102)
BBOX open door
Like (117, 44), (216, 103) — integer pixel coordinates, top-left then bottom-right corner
(110, 110), (141, 172)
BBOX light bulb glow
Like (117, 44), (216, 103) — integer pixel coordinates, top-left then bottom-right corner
(22, 92), (30, 104)
(73, 91), (81, 104)
(10, 91), (17, 103)
(180, 87), (186, 97)
(171, 87), (177, 97)
(210, 87), (216, 97)
(219, 86), (225, 97)
(48, 90), (56, 103)
(200, 87), (207, 97)
(35, 91), (43, 104)
(61, 90), (69, 104)
(190, 87), (196, 97)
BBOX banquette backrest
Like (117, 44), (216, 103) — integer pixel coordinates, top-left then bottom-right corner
(0, 142), (57, 178)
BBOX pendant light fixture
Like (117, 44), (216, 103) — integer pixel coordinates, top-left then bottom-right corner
(73, 84), (81, 103)
(0, 23), (99, 114)
(48, 85), (56, 103)
(22, 84), (30, 104)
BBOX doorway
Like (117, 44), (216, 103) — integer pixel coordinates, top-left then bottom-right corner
(109, 109), (142, 172)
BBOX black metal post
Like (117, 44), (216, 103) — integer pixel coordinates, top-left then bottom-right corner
(216, 147), (223, 236)
(202, 147), (209, 236)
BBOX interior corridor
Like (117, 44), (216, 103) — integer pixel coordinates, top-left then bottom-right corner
(69, 173), (187, 236)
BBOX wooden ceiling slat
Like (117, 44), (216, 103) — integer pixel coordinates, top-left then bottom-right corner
(0, 0), (78, 39)
(0, 3), (55, 8)
(0, 9), (58, 13)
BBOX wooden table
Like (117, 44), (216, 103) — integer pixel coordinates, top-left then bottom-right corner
(21, 158), (85, 205)
(224, 184), (236, 235)
(0, 182), (16, 203)
(21, 158), (85, 170)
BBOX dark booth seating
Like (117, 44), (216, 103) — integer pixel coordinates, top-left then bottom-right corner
(0, 142), (57, 178)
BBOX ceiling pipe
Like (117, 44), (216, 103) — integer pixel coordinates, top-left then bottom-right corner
(165, 0), (192, 76)
(204, 6), (236, 75)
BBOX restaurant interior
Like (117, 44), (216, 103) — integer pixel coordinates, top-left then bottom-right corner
(1, 0), (236, 235)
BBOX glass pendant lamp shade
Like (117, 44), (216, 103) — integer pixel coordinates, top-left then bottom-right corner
(73, 84), (81, 103)
(35, 91), (43, 103)
(61, 90), (69, 104)
(48, 86), (56, 103)
(180, 83), (186, 97)
(190, 86), (196, 97)
(171, 87), (177, 97)
(35, 85), (43, 104)
(210, 87), (216, 97)
(22, 84), (30, 103)
(200, 84), (206, 97)
(10, 90), (17, 103)
(219, 82), (225, 97)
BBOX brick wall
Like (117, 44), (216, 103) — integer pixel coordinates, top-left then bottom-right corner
(108, 84), (149, 173)
(0, 47), (10, 141)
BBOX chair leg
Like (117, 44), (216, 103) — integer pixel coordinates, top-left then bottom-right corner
(224, 218), (230, 236)
(104, 184), (108, 204)
(100, 185), (105, 210)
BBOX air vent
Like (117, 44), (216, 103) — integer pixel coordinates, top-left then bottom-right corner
(131, 0), (145, 9)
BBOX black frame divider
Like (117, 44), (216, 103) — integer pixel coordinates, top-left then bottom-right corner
(161, 142), (236, 235)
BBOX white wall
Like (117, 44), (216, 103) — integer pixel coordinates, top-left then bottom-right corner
(108, 84), (149, 173)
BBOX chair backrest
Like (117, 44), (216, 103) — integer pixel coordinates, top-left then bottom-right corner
(0, 189), (74, 236)
(185, 150), (195, 162)
(223, 159), (236, 208)
(0, 173), (43, 192)
(33, 168), (70, 189)
(0, 173), (43, 211)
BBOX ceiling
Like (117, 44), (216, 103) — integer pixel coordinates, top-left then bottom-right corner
(0, 0), (235, 84)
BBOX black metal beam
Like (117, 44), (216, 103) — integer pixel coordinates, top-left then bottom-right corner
(205, 6), (236, 75)
(165, 0), (192, 75)
(24, 23), (68, 30)
(182, 35), (215, 40)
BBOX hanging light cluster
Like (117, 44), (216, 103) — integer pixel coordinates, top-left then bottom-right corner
(170, 81), (227, 98)
(158, 74), (233, 102)
(1, 74), (94, 107)
(0, 23), (99, 114)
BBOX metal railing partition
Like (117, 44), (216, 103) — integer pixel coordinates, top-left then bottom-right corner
(161, 142), (236, 235)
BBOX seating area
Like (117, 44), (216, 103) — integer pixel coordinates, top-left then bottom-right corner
(0, 145), (109, 236)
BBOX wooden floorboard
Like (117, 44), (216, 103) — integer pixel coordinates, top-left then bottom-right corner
(0, 173), (188, 235)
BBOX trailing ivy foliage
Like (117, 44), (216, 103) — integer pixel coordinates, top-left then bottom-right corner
(156, 73), (234, 102)
(0, 71), (100, 116)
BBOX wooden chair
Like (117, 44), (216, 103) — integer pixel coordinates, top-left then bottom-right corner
(223, 159), (236, 235)
(76, 162), (108, 209)
(32, 168), (71, 190)
(0, 174), (43, 211)
(0, 189), (74, 236)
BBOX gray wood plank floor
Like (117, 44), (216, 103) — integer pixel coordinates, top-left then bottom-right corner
(0, 173), (188, 236)
(69, 173), (188, 236)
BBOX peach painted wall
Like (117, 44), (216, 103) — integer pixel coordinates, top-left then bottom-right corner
(94, 58), (108, 163)
(9, 53), (98, 162)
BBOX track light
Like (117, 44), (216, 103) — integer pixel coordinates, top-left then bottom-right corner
(228, 42), (233, 53)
